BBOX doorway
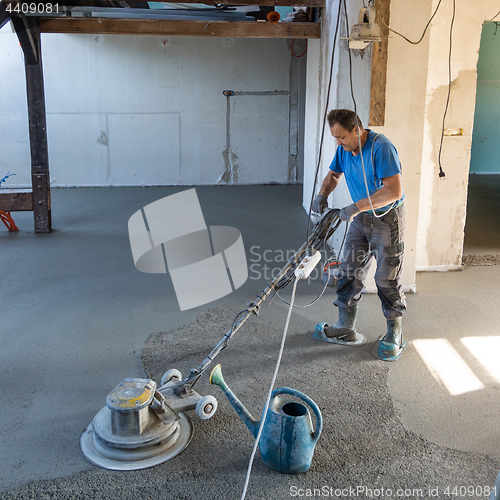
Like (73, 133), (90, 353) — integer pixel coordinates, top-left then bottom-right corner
(463, 21), (500, 265)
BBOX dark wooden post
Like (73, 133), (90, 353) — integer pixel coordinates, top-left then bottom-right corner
(369, 0), (390, 127)
(12, 13), (51, 232)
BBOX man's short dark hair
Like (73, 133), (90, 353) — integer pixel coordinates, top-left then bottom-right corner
(327, 109), (363, 131)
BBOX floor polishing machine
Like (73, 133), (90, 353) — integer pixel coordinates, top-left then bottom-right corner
(80, 208), (343, 471)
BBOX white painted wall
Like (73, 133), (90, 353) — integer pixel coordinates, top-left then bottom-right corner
(303, 38), (321, 213)
(304, 0), (500, 291)
(303, 1), (364, 244)
(0, 25), (297, 187)
(414, 0), (500, 270)
(372, 0), (435, 286)
(0, 23), (31, 181)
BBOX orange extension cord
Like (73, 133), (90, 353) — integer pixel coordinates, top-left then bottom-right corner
(0, 210), (19, 232)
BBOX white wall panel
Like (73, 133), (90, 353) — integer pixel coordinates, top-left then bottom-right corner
(0, 29), (297, 187)
(230, 95), (290, 184)
(108, 113), (180, 186)
(46, 113), (108, 186)
(178, 111), (226, 185)
(0, 25), (31, 186)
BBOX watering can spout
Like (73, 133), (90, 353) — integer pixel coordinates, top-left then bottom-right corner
(210, 364), (260, 438)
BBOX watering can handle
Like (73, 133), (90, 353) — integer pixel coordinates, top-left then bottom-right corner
(271, 387), (323, 443)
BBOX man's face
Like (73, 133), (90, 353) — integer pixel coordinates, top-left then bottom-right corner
(330, 123), (360, 154)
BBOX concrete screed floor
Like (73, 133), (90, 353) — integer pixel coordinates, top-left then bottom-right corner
(0, 177), (499, 500)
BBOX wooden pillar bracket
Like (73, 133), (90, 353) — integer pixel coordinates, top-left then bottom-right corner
(11, 12), (39, 65)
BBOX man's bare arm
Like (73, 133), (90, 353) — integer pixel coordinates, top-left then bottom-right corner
(318, 170), (343, 197)
(354, 173), (403, 212)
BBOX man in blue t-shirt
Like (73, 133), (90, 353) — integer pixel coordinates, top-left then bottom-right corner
(312, 109), (407, 361)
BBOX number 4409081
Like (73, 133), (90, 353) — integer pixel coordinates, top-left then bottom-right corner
(6, 3), (59, 14)
(443, 485), (496, 497)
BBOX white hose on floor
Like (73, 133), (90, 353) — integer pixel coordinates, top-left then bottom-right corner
(240, 279), (299, 500)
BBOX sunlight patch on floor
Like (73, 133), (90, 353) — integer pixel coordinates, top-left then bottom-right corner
(461, 336), (500, 383)
(413, 339), (485, 396)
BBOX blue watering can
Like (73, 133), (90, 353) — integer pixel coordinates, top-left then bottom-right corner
(210, 364), (322, 474)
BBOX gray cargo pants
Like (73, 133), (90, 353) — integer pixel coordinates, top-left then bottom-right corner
(334, 204), (407, 319)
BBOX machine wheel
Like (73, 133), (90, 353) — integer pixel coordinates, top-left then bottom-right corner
(160, 369), (182, 387)
(196, 395), (218, 420)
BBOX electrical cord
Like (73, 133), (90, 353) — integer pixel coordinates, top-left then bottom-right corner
(485, 9), (500, 24)
(240, 4), (463, 496)
(376, 0), (443, 45)
(274, 218), (348, 308)
(240, 279), (299, 500)
(304, 0), (343, 251)
(0, 171), (15, 186)
(216, 309), (253, 354)
(437, 0), (455, 179)
(275, 208), (344, 291)
(274, 255), (335, 308)
(376, 0), (456, 179)
(343, 0), (395, 220)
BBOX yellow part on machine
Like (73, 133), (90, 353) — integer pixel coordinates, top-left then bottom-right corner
(106, 379), (155, 410)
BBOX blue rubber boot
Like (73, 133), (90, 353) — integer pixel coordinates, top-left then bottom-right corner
(372, 317), (408, 361)
(325, 305), (358, 341)
(385, 318), (402, 345)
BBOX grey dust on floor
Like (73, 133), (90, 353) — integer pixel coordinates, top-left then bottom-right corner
(462, 254), (500, 266)
(3, 308), (499, 500)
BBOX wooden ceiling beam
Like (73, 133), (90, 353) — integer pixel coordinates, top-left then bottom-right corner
(107, 0), (325, 6)
(39, 17), (321, 38)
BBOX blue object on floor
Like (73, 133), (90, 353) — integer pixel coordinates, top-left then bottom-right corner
(309, 322), (367, 346)
(371, 336), (410, 362)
